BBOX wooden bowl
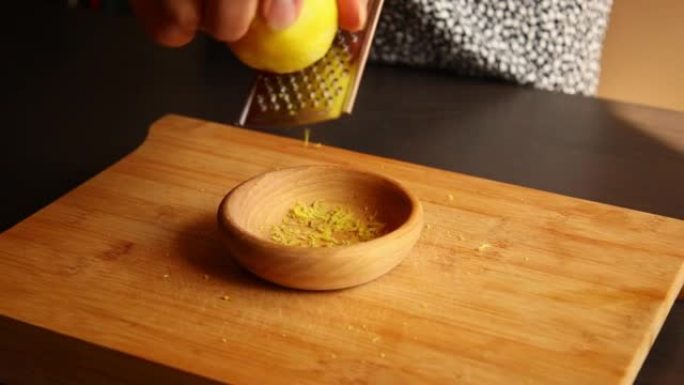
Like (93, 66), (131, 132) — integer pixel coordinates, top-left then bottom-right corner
(217, 165), (423, 290)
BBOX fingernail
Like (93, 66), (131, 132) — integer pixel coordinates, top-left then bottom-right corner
(264, 0), (298, 30)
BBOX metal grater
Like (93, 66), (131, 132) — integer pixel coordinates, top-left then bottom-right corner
(237, 0), (384, 128)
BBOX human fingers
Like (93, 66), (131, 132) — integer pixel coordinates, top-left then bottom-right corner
(202, 0), (259, 42)
(337, 0), (367, 31)
(130, 0), (202, 47)
(261, 0), (303, 31)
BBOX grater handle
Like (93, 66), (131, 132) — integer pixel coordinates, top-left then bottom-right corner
(342, 0), (385, 114)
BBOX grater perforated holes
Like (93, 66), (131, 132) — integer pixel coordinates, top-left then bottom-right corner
(239, 0), (381, 126)
(263, 77), (273, 91)
(249, 32), (359, 116)
(256, 94), (267, 112)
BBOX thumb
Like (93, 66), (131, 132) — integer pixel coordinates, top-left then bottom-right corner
(262, 0), (303, 30)
(338, 0), (367, 31)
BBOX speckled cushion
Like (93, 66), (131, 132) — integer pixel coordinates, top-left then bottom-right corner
(370, 0), (613, 95)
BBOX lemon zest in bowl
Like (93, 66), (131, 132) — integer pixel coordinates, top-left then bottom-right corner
(270, 201), (385, 247)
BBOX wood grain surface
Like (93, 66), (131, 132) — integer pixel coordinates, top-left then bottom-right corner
(1, 115), (683, 385)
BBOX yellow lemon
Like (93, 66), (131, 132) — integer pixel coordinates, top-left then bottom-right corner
(229, 0), (338, 74)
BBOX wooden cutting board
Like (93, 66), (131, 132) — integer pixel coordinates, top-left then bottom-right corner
(1, 115), (683, 385)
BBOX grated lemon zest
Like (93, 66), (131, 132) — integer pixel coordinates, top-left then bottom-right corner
(269, 201), (385, 247)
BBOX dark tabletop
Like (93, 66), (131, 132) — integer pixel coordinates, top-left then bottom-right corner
(2, 3), (683, 385)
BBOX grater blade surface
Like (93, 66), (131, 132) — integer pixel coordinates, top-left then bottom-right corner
(238, 0), (384, 128)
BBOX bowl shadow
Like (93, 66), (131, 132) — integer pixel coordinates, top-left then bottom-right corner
(173, 212), (343, 294)
(173, 212), (295, 292)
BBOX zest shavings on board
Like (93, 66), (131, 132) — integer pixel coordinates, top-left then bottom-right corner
(269, 201), (386, 247)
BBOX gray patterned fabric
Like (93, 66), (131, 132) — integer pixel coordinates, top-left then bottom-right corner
(371, 0), (614, 95)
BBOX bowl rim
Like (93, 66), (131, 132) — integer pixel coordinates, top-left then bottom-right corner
(217, 165), (423, 257)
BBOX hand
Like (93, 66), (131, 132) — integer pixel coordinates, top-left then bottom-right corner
(130, 0), (367, 47)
